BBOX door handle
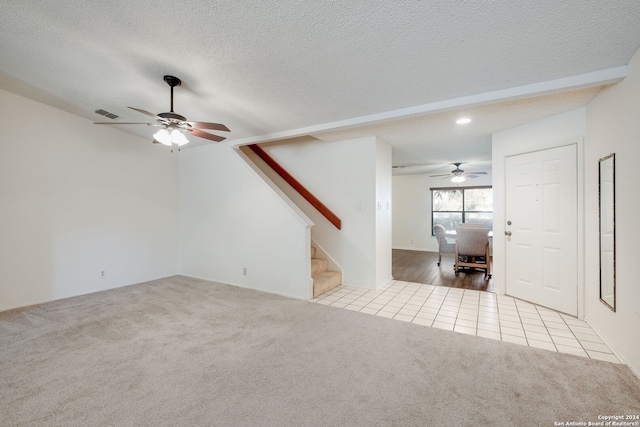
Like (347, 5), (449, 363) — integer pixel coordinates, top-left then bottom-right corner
(505, 231), (512, 236)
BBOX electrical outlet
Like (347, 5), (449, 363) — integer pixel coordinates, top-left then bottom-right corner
(100, 270), (106, 278)
(242, 267), (247, 276)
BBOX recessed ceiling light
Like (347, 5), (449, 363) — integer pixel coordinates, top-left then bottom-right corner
(456, 117), (471, 125)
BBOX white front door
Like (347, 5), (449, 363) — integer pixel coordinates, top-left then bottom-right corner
(505, 144), (577, 315)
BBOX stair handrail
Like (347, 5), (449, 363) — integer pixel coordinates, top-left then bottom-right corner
(248, 144), (342, 230)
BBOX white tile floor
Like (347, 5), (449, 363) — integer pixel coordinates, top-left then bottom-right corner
(312, 280), (620, 364)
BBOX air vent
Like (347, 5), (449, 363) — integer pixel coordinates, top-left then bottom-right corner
(94, 109), (119, 120)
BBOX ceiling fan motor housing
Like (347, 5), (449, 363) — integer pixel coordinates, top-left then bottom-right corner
(158, 112), (187, 122)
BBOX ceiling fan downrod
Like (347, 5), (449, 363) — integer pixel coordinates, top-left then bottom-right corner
(158, 75), (186, 121)
(163, 75), (181, 113)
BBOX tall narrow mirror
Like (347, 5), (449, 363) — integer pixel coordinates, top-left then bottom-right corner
(599, 153), (616, 311)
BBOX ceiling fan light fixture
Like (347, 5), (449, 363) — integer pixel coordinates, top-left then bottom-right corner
(171, 129), (189, 146)
(153, 128), (173, 146)
(153, 128), (190, 146)
(451, 175), (466, 183)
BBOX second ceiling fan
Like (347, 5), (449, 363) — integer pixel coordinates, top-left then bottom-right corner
(430, 163), (488, 183)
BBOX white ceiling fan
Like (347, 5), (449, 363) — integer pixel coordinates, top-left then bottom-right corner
(429, 162), (488, 183)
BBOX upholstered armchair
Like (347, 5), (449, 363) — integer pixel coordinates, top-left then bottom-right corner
(454, 227), (491, 278)
(458, 223), (487, 229)
(433, 224), (456, 266)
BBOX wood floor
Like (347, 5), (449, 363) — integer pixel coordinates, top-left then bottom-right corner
(392, 249), (494, 292)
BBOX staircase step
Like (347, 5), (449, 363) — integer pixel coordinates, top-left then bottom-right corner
(313, 271), (342, 298)
(311, 258), (328, 276)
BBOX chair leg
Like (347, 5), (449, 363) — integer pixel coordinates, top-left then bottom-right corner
(437, 252), (441, 266)
(486, 246), (491, 279)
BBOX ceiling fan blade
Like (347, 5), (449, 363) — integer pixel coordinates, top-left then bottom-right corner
(152, 139), (161, 144)
(185, 121), (230, 132)
(185, 128), (226, 142)
(94, 122), (150, 125)
(429, 173), (451, 177)
(128, 106), (161, 119)
(467, 171), (488, 175)
(466, 174), (479, 178)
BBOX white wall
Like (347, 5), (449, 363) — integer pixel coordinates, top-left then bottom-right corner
(585, 47), (640, 376)
(492, 108), (586, 298)
(178, 142), (313, 300)
(392, 173), (492, 252)
(255, 136), (390, 288)
(0, 89), (179, 311)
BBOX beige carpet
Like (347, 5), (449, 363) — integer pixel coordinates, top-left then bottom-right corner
(1, 276), (639, 426)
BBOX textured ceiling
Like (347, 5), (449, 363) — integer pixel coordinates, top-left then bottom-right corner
(1, 1), (639, 171)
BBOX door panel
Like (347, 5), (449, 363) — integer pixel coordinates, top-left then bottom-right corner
(505, 144), (577, 315)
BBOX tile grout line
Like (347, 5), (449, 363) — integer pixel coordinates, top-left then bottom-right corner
(560, 314), (590, 358)
(512, 299), (532, 348)
(527, 303), (558, 352)
(422, 287), (446, 328)
(404, 284), (434, 324)
(437, 287), (460, 330)
(495, 295), (504, 342)
(465, 289), (481, 337)
(534, 304), (564, 354)
(557, 311), (615, 360)
(456, 289), (472, 334)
